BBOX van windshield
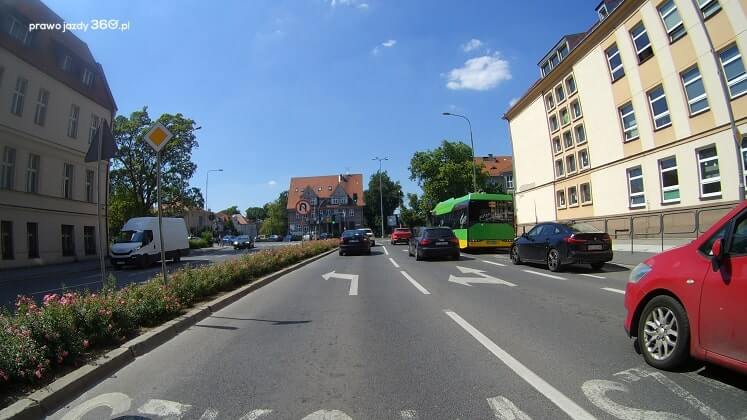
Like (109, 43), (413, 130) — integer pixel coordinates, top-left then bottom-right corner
(116, 230), (152, 244)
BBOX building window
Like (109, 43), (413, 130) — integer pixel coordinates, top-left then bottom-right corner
(27, 222), (38, 259)
(555, 84), (566, 103)
(558, 43), (569, 60)
(578, 149), (590, 170)
(33, 89), (49, 126)
(630, 23), (654, 63)
(549, 115), (559, 132)
(68, 104), (80, 138)
(658, 0), (686, 43)
(10, 77), (27, 116)
(566, 154), (577, 174)
(606, 44), (625, 81)
(88, 114), (100, 144)
(545, 92), (555, 110)
(718, 44), (747, 98)
(61, 55), (72, 72)
(63, 163), (74, 199)
(570, 100), (582, 119)
(697, 146), (721, 197)
(597, 4), (609, 20)
(552, 136), (562, 154)
(565, 75), (577, 95)
(580, 182), (592, 203)
(742, 137), (747, 189)
(619, 102), (639, 141)
(559, 107), (570, 126)
(563, 130), (574, 149)
(568, 186), (578, 206)
(659, 156), (680, 203)
(627, 166), (645, 208)
(84, 226), (96, 255)
(574, 124), (586, 144)
(647, 85), (671, 129)
(61, 225), (75, 257)
(556, 190), (566, 208)
(82, 68), (94, 87)
(86, 169), (94, 203)
(506, 174), (513, 189)
(555, 159), (564, 178)
(1, 221), (12, 260)
(26, 153), (39, 193)
(8, 16), (32, 46)
(681, 66), (709, 115)
(541, 61), (551, 78)
(697, 0), (721, 18)
(1, 147), (16, 190)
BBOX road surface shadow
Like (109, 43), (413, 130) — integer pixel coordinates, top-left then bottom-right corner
(195, 324), (240, 330)
(210, 316), (311, 325)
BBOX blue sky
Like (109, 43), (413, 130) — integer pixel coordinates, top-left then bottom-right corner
(46, 0), (596, 213)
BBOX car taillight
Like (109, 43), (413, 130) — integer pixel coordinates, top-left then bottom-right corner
(419, 239), (431, 246)
(565, 234), (586, 244)
(602, 233), (611, 242)
(449, 237), (459, 245)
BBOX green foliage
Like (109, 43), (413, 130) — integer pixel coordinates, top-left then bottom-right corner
(103, 273), (117, 292)
(363, 171), (403, 236)
(399, 193), (428, 227)
(189, 239), (210, 249)
(245, 207), (267, 221)
(260, 191), (288, 235)
(222, 206), (240, 215)
(200, 231), (213, 243)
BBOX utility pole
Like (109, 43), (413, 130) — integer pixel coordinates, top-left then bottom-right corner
(443, 112), (478, 192)
(373, 157), (389, 238)
(205, 169), (223, 211)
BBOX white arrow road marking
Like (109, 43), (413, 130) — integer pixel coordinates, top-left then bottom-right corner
(400, 270), (431, 294)
(239, 409), (273, 420)
(389, 257), (400, 268)
(400, 409), (419, 419)
(580, 273), (605, 279)
(445, 310), (596, 420)
(522, 270), (566, 280)
(301, 409), (353, 419)
(138, 399), (192, 418)
(199, 408), (219, 420)
(601, 287), (625, 295)
(582, 380), (686, 420)
(322, 271), (359, 296)
(448, 266), (516, 287)
(487, 396), (533, 419)
(482, 260), (506, 267)
(60, 393), (132, 420)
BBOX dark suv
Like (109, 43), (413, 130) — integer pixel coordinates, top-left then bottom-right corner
(408, 227), (460, 261)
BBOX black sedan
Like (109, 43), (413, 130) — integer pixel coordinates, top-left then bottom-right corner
(232, 235), (254, 250)
(510, 222), (612, 272)
(408, 227), (460, 261)
(339, 230), (371, 255)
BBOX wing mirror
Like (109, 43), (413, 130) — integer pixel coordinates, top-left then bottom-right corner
(711, 238), (724, 269)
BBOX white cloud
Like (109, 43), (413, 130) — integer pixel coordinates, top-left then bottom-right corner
(357, 3), (369, 9)
(509, 97), (519, 107)
(461, 38), (483, 53)
(372, 39), (397, 55)
(445, 53), (511, 91)
(330, 0), (367, 7)
(268, 180), (277, 186)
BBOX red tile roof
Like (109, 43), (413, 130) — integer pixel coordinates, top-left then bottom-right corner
(475, 155), (513, 177)
(287, 174), (365, 209)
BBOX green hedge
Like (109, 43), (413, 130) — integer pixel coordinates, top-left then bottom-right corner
(189, 238), (211, 249)
(0, 240), (338, 391)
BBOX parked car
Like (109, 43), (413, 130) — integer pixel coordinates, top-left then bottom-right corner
(624, 201), (747, 374)
(359, 228), (375, 246)
(221, 235), (235, 246)
(510, 222), (612, 272)
(339, 230), (371, 255)
(255, 235), (267, 242)
(110, 217), (189, 269)
(320, 232), (330, 240)
(232, 235), (254, 250)
(390, 228), (412, 245)
(269, 234), (283, 242)
(408, 227), (460, 261)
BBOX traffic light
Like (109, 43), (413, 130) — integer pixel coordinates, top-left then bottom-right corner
(331, 214), (336, 224)
(352, 193), (358, 203)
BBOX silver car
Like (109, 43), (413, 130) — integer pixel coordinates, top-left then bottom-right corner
(358, 228), (374, 246)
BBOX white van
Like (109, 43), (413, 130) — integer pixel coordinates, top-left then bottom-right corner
(110, 217), (189, 268)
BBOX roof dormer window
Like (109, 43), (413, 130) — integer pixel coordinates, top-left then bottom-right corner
(540, 41), (571, 78)
(82, 68), (94, 87)
(597, 4), (609, 20)
(61, 55), (72, 72)
(8, 16), (32, 46)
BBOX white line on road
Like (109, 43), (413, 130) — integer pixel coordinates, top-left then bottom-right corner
(601, 287), (625, 295)
(389, 257), (400, 268)
(444, 310), (596, 420)
(400, 271), (431, 295)
(400, 409), (419, 419)
(580, 273), (606, 279)
(199, 408), (219, 420)
(487, 396), (533, 420)
(402, 249), (409, 253)
(301, 410), (352, 420)
(383, 246), (390, 255)
(523, 270), (567, 280)
(240, 409), (273, 420)
(481, 260), (506, 267)
(138, 399), (192, 418)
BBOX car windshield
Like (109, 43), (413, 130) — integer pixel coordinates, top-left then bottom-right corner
(116, 230), (146, 243)
(566, 222), (603, 233)
(424, 228), (454, 239)
(342, 230), (362, 238)
(235, 236), (249, 241)
(395, 228), (410, 233)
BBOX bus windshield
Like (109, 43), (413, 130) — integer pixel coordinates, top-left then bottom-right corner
(468, 200), (513, 225)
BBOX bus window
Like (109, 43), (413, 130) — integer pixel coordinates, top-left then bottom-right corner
(469, 201), (513, 225)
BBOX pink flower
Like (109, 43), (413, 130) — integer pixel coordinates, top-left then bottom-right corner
(0, 370), (8, 381)
(34, 369), (42, 379)
(83, 339), (90, 349)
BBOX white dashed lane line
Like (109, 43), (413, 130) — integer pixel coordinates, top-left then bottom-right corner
(382, 246), (390, 255)
(601, 287), (625, 295)
(481, 260), (506, 267)
(522, 270), (567, 280)
(389, 258), (400, 268)
(580, 273), (606, 279)
(400, 271), (431, 295)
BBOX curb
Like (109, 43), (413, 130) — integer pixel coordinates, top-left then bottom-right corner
(0, 247), (338, 420)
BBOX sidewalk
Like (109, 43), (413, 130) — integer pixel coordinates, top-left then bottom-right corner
(610, 251), (657, 268)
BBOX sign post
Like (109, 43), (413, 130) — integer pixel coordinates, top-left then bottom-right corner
(144, 122), (173, 284)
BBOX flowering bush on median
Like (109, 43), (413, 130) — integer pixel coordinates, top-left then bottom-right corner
(0, 239), (338, 391)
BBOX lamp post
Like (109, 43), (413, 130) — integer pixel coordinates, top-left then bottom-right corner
(373, 157), (389, 238)
(442, 112), (477, 192)
(205, 169), (223, 211)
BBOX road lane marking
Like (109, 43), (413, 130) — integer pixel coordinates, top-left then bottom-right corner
(444, 310), (596, 420)
(389, 257), (400, 268)
(402, 249), (409, 253)
(302, 410), (353, 419)
(240, 409), (274, 420)
(487, 396), (532, 420)
(322, 271), (359, 296)
(60, 393), (132, 420)
(449, 266), (516, 287)
(481, 260), (506, 267)
(383, 246), (390, 255)
(580, 273), (606, 279)
(400, 410), (419, 419)
(601, 287), (625, 295)
(138, 399), (192, 418)
(199, 408), (219, 420)
(523, 270), (567, 280)
(400, 271), (431, 294)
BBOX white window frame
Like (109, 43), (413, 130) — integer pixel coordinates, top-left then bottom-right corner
(63, 163), (74, 200)
(8, 16), (32, 46)
(619, 102), (639, 141)
(506, 174), (514, 189)
(606, 44), (625, 81)
(555, 158), (565, 178)
(627, 166), (646, 208)
(647, 85), (671, 129)
(555, 84), (566, 103)
(658, 0), (686, 43)
(34, 88), (49, 126)
(719, 44), (747, 99)
(88, 114), (100, 144)
(697, 0), (721, 18)
(681, 66), (709, 115)
(658, 156), (680, 203)
(565, 75), (577, 95)
(697, 146), (721, 198)
(580, 182), (592, 204)
(630, 23), (653, 63)
(574, 124), (587, 144)
(552, 136), (562, 155)
(545, 92), (555, 110)
(556, 190), (566, 208)
(566, 154), (577, 174)
(62, 55), (72, 72)
(549, 115), (559, 132)
(562, 130), (574, 149)
(26, 154), (39, 193)
(10, 77), (27, 116)
(82, 68), (94, 86)
(85, 169), (94, 203)
(568, 186), (578, 207)
(68, 104), (79, 138)
(570, 99), (582, 119)
(578, 149), (590, 170)
(560, 107), (571, 126)
(1, 147), (16, 190)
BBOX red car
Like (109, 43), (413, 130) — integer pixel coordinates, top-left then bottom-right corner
(625, 201), (747, 374)
(390, 228), (412, 245)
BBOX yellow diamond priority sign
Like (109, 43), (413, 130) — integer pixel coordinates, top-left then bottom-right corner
(144, 122), (173, 152)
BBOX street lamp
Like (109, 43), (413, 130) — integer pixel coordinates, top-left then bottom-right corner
(205, 169), (223, 211)
(442, 112), (477, 192)
(373, 157), (389, 238)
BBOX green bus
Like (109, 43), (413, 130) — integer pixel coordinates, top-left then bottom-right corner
(432, 192), (515, 250)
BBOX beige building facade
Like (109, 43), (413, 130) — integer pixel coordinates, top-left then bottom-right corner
(0, 0), (116, 268)
(506, 0), (746, 231)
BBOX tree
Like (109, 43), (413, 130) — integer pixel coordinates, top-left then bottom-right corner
(399, 193), (427, 228)
(245, 207), (267, 221)
(109, 107), (203, 224)
(260, 191), (289, 235)
(364, 171), (403, 236)
(222, 206), (240, 215)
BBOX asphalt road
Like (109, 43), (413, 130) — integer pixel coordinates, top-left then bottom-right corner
(48, 243), (747, 419)
(0, 242), (293, 309)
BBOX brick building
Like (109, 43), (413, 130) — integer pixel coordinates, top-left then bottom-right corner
(287, 174), (366, 236)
